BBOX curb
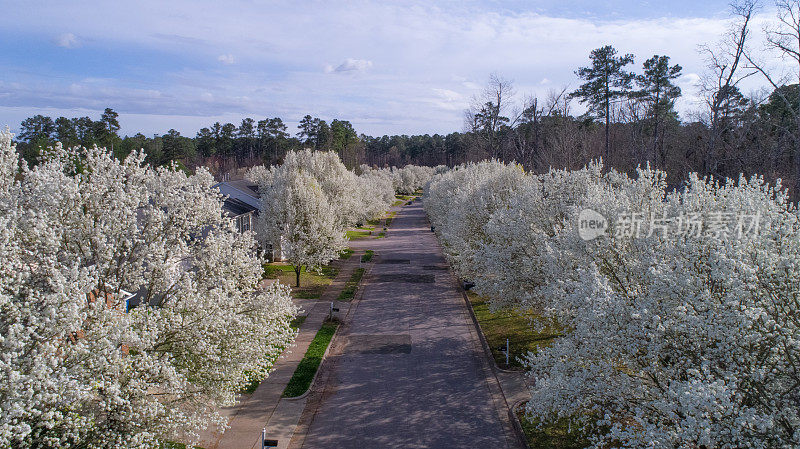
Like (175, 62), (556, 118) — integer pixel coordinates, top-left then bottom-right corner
(460, 288), (524, 374)
(285, 252), (378, 449)
(282, 256), (376, 401)
(283, 321), (342, 401)
(456, 280), (528, 449)
(510, 399), (532, 449)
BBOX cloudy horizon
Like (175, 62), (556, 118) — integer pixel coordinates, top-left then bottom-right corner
(0, 0), (791, 138)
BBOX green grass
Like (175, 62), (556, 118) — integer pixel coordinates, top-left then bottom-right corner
(346, 229), (371, 239)
(240, 314), (308, 394)
(161, 442), (205, 449)
(385, 211), (396, 228)
(337, 268), (366, 301)
(283, 321), (338, 397)
(289, 315), (307, 329)
(376, 232), (386, 239)
(467, 291), (588, 446)
(361, 250), (374, 263)
(263, 263), (338, 299)
(366, 218), (381, 226)
(517, 410), (596, 449)
(395, 194), (414, 200)
(339, 248), (354, 260)
(467, 291), (560, 369)
(391, 200), (404, 207)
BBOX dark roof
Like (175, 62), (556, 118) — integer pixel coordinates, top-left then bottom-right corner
(226, 179), (260, 197)
(222, 197), (258, 217)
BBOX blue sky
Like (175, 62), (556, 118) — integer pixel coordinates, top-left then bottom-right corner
(0, 1), (785, 138)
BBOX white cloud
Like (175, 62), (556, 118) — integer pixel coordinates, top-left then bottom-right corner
(325, 58), (373, 74)
(55, 32), (79, 48)
(432, 88), (462, 102)
(217, 54), (236, 64)
(461, 81), (481, 90)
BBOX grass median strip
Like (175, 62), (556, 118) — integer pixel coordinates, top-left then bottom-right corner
(361, 250), (374, 263)
(283, 321), (338, 398)
(346, 229), (371, 239)
(337, 267), (366, 301)
(339, 248), (354, 259)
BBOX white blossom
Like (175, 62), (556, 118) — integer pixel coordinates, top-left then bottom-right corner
(0, 132), (297, 448)
(425, 160), (800, 448)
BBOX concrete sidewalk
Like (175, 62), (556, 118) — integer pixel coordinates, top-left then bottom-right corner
(201, 250), (368, 449)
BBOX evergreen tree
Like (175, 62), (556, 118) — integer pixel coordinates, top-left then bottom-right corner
(570, 45), (635, 159)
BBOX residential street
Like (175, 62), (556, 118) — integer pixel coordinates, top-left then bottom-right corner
(292, 200), (520, 449)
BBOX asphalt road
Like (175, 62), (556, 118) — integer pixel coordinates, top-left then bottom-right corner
(298, 200), (518, 449)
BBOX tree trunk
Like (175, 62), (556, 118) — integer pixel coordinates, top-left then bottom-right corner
(294, 266), (302, 287)
(652, 118), (660, 167)
(605, 77), (611, 162)
(605, 112), (610, 161)
(795, 113), (800, 200)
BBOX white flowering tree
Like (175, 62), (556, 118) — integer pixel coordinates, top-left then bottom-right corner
(257, 164), (346, 286)
(425, 160), (800, 448)
(391, 165), (436, 195)
(0, 132), (297, 448)
(424, 160), (527, 284)
(357, 164), (395, 221)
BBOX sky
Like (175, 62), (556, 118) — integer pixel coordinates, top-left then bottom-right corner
(0, 0), (790, 138)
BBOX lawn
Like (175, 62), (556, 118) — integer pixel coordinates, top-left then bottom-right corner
(391, 200), (405, 207)
(283, 321), (338, 397)
(466, 291), (560, 369)
(263, 263), (338, 299)
(337, 267), (366, 301)
(467, 291), (588, 446)
(517, 409), (595, 449)
(346, 229), (372, 240)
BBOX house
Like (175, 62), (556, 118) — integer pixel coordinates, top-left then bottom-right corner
(222, 197), (256, 233)
(212, 180), (259, 233)
(212, 179), (281, 261)
(213, 179), (260, 209)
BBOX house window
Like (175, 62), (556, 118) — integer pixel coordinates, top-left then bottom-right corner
(235, 214), (251, 233)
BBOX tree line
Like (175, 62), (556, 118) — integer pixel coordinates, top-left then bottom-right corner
(14, 111), (365, 173)
(13, 2), (800, 197)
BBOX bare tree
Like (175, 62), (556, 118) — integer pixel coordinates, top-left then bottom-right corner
(743, 0), (800, 193)
(698, 0), (758, 176)
(465, 74), (516, 159)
